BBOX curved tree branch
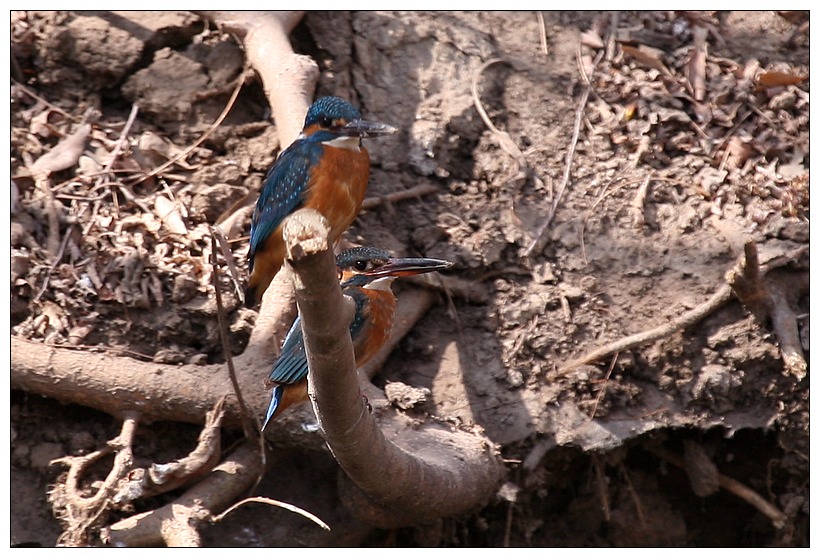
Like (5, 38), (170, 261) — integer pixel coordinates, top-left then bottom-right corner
(283, 208), (505, 528)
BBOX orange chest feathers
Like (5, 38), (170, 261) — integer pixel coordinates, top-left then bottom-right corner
(307, 145), (371, 240)
(352, 287), (397, 368)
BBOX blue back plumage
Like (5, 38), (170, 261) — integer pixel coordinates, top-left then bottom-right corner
(248, 141), (323, 268)
(262, 243), (388, 428)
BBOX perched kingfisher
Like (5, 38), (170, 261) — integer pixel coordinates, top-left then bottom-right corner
(261, 247), (453, 429)
(245, 96), (398, 308)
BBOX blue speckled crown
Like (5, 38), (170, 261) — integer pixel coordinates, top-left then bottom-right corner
(305, 96), (362, 127)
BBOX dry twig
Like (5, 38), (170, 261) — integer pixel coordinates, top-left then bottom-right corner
(471, 58), (529, 186)
(526, 47), (602, 258)
(212, 497), (330, 531)
(649, 446), (787, 529)
(536, 12), (549, 56)
(630, 173), (652, 228)
(360, 183), (439, 210)
(559, 244), (808, 375)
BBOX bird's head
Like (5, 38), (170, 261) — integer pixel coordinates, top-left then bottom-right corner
(301, 97), (397, 145)
(336, 246), (453, 287)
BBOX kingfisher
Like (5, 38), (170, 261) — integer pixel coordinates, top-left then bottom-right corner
(245, 97), (397, 307)
(261, 247), (453, 429)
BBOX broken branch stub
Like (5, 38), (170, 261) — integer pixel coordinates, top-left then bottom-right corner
(282, 208), (505, 528)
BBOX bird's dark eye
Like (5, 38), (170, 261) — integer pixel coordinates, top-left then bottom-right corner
(319, 116), (334, 128)
(353, 260), (368, 272)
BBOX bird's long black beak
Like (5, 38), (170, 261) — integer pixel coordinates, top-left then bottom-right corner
(341, 118), (398, 138)
(367, 256), (453, 278)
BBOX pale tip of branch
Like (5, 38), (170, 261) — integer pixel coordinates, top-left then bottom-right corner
(282, 209), (331, 262)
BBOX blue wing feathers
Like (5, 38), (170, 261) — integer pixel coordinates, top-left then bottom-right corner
(267, 317), (309, 386)
(248, 140), (324, 262)
(262, 385), (284, 430)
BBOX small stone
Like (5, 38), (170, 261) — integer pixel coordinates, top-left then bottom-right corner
(384, 381), (431, 410)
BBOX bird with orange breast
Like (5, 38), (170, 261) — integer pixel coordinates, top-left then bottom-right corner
(245, 97), (397, 307)
(262, 246), (453, 429)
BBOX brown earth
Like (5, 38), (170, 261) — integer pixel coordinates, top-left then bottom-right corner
(10, 11), (809, 547)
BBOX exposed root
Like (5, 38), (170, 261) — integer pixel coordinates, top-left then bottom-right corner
(112, 398), (227, 504)
(725, 241), (809, 379)
(49, 411), (140, 546)
(48, 398), (233, 546)
(103, 441), (266, 547)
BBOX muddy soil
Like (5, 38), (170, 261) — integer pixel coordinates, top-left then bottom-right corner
(10, 11), (809, 547)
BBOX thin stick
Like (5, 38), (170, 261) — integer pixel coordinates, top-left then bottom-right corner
(34, 224), (75, 301)
(619, 462), (647, 529)
(630, 173), (652, 228)
(212, 496), (330, 531)
(210, 224), (244, 300)
(649, 446), (787, 529)
(589, 352), (618, 418)
(471, 59), (529, 172)
(503, 500), (514, 547)
(560, 284), (732, 375)
(526, 47), (602, 258)
(11, 78), (80, 121)
(361, 183), (439, 210)
(95, 103), (139, 189)
(593, 455), (611, 521)
(209, 230), (256, 440)
(559, 244), (809, 375)
(536, 11), (549, 56)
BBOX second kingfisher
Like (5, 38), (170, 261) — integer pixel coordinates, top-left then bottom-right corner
(245, 97), (397, 307)
(262, 247), (453, 429)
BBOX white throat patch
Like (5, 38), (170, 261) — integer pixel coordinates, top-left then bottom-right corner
(364, 276), (395, 291)
(322, 136), (361, 152)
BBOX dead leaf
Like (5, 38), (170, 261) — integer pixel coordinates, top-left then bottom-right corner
(30, 108), (65, 138)
(137, 131), (197, 170)
(756, 71), (806, 90)
(620, 44), (673, 78)
(30, 123), (91, 176)
(723, 136), (756, 170)
(580, 29), (604, 49)
(38, 300), (69, 336)
(154, 195), (188, 236)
